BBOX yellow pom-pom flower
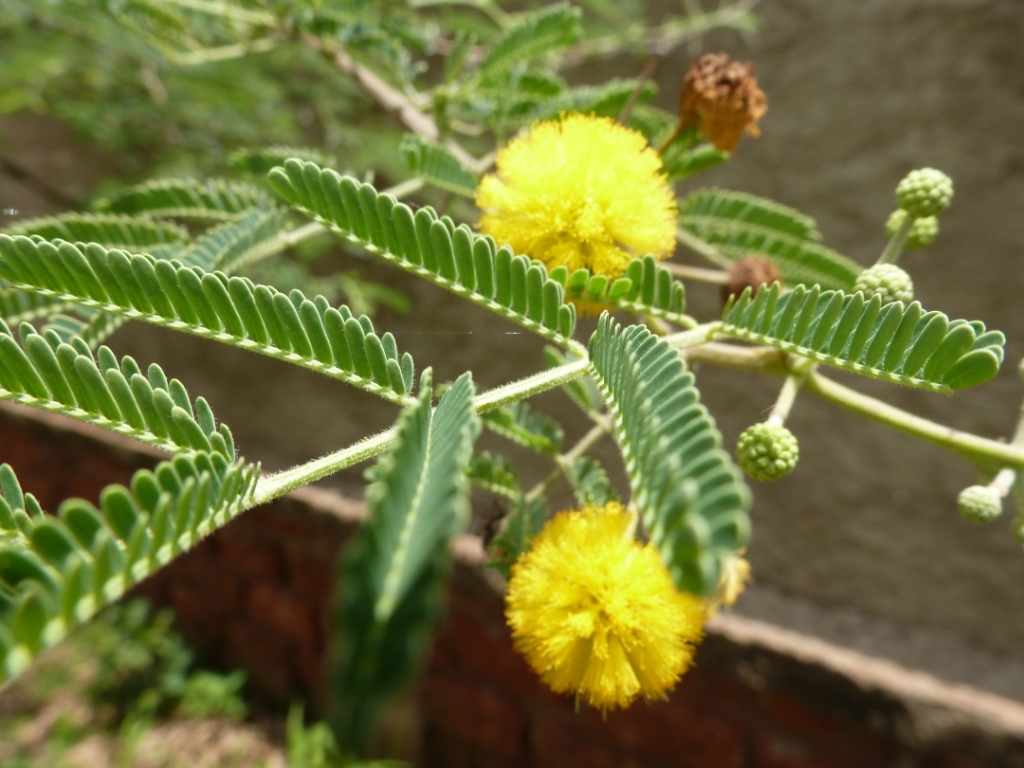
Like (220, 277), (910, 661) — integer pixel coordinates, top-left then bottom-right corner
(477, 114), (678, 279)
(505, 502), (705, 711)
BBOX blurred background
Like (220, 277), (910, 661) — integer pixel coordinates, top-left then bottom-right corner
(2, 0), (1024, 736)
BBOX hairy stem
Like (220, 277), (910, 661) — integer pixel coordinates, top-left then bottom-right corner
(525, 420), (610, 503)
(664, 261), (730, 285)
(250, 357), (592, 505)
(676, 227), (731, 270)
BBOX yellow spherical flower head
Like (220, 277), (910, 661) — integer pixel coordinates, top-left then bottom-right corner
(505, 502), (705, 712)
(477, 114), (678, 280)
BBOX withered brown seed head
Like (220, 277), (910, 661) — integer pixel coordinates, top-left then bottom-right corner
(722, 256), (782, 307)
(679, 53), (767, 153)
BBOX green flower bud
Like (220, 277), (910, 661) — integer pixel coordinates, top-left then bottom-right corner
(896, 168), (953, 217)
(737, 423), (799, 482)
(1011, 517), (1024, 544)
(886, 209), (939, 250)
(852, 264), (914, 305)
(957, 485), (1002, 524)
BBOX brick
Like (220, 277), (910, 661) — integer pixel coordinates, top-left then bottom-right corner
(604, 701), (745, 768)
(531, 712), (644, 768)
(245, 583), (320, 653)
(218, 529), (285, 582)
(224, 618), (295, 705)
(422, 674), (527, 759)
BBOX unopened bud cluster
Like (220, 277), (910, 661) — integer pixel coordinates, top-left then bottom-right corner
(896, 168), (954, 218)
(886, 210), (938, 250)
(853, 264), (914, 305)
(956, 485), (1002, 524)
(736, 423), (799, 482)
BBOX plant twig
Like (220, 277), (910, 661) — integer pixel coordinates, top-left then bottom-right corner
(664, 261), (730, 285)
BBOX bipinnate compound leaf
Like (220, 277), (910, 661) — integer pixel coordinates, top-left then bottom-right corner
(588, 314), (751, 596)
(0, 319), (234, 456)
(468, 451), (520, 500)
(678, 188), (861, 290)
(488, 496), (550, 580)
(481, 400), (563, 455)
(267, 160), (578, 347)
(5, 213), (189, 251)
(567, 457), (617, 507)
(475, 4), (582, 80)
(720, 283), (1006, 392)
(548, 254), (688, 324)
(0, 281), (70, 328)
(0, 235), (417, 403)
(95, 178), (277, 220)
(230, 146), (337, 176)
(176, 208), (290, 273)
(330, 370), (479, 754)
(400, 135), (478, 198)
(0, 318), (235, 457)
(0, 455), (259, 682)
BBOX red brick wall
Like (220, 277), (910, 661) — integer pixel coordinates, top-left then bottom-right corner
(4, 401), (1024, 767)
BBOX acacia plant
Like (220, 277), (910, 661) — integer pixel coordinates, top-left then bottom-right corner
(0, 0), (1019, 759)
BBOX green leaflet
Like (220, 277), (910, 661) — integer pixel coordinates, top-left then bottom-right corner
(0, 281), (70, 328)
(567, 457), (617, 507)
(330, 370), (478, 755)
(0, 235), (417, 404)
(488, 496), (549, 580)
(95, 178), (277, 220)
(720, 283), (1006, 392)
(474, 4), (582, 80)
(42, 310), (127, 350)
(176, 208), (290, 272)
(588, 314), (751, 596)
(548, 255), (689, 324)
(0, 319), (235, 458)
(0, 455), (260, 682)
(267, 160), (578, 347)
(5, 213), (188, 251)
(467, 450), (520, 501)
(678, 188), (862, 290)
(481, 400), (563, 455)
(400, 135), (478, 198)
(230, 146), (337, 176)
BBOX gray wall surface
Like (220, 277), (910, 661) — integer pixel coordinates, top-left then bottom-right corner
(3, 0), (1024, 698)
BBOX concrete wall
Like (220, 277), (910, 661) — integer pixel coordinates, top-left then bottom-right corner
(4, 0), (1024, 699)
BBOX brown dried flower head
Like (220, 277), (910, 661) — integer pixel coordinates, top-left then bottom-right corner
(679, 53), (767, 152)
(722, 255), (782, 307)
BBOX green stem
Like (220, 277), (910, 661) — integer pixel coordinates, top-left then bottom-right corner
(768, 359), (815, 425)
(250, 357), (592, 506)
(525, 420), (610, 503)
(676, 227), (732, 270)
(878, 213), (915, 266)
(664, 261), (730, 285)
(170, 38), (278, 66)
(664, 322), (722, 350)
(159, 0), (274, 25)
(803, 369), (1024, 471)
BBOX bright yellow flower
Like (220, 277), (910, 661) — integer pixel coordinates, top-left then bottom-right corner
(505, 502), (705, 711)
(477, 114), (678, 278)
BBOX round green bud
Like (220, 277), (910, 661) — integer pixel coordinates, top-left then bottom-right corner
(956, 485), (1002, 524)
(852, 264), (914, 305)
(1012, 517), (1024, 545)
(885, 209), (939, 250)
(737, 422), (799, 482)
(896, 168), (953, 217)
